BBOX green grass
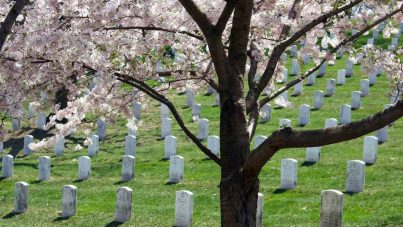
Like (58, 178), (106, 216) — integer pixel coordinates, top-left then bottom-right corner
(1, 39), (403, 226)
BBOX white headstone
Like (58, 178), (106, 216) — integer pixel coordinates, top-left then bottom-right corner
(0, 140), (3, 153)
(336, 50), (343, 59)
(96, 118), (106, 140)
(314, 91), (324, 110)
(62, 185), (77, 218)
(2, 154), (13, 178)
(280, 158), (298, 189)
(339, 105), (351, 125)
(169, 155), (184, 184)
(12, 118), (21, 131)
(132, 102), (141, 120)
(254, 135), (268, 149)
(175, 190), (194, 227)
(351, 91), (362, 110)
(207, 136), (220, 157)
(326, 79), (336, 97)
(306, 72), (316, 86)
(390, 90), (399, 105)
(368, 72), (377, 86)
(281, 53), (287, 62)
(14, 182), (29, 213)
(88, 135), (99, 157)
(336, 70), (346, 85)
(277, 91), (288, 108)
(78, 156), (91, 180)
(293, 80), (303, 96)
(256, 193), (264, 227)
(124, 135), (136, 156)
(23, 135), (34, 156)
(279, 119), (292, 128)
(192, 104), (202, 118)
(197, 118), (209, 140)
(318, 62), (327, 77)
(115, 187), (133, 223)
(280, 69), (288, 83)
(345, 160), (365, 193)
(352, 29), (358, 36)
(213, 93), (220, 107)
(206, 85), (215, 95)
(346, 60), (353, 77)
(122, 155), (135, 182)
(164, 135), (177, 160)
(260, 104), (271, 123)
(291, 59), (300, 75)
(306, 147), (321, 163)
(388, 44), (396, 50)
(38, 156), (51, 181)
(54, 136), (65, 156)
(186, 88), (195, 107)
(372, 30), (379, 39)
(392, 38), (398, 47)
(367, 38), (374, 45)
(360, 79), (369, 97)
(161, 103), (170, 119)
(320, 190), (343, 227)
(27, 102), (36, 119)
(290, 45), (298, 57)
(161, 118), (172, 138)
(325, 118), (338, 129)
(299, 104), (310, 126)
(127, 122), (137, 136)
(363, 136), (378, 165)
(303, 54), (311, 65)
(36, 112), (47, 130)
(376, 126), (388, 143)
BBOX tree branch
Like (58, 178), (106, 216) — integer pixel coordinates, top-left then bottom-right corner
(0, 0), (29, 52)
(246, 99), (403, 179)
(177, 0), (214, 34)
(105, 25), (204, 41)
(245, 0), (364, 113)
(259, 4), (403, 107)
(215, 0), (236, 35)
(114, 72), (221, 166)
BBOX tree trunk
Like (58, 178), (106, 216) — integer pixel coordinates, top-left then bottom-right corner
(219, 69), (258, 226)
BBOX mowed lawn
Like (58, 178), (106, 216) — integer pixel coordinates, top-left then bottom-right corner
(0, 38), (402, 226)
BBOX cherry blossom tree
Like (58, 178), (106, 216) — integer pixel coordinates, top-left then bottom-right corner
(1, 0), (403, 226)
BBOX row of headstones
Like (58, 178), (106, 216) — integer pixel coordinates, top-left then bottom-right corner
(283, 65), (380, 100)
(278, 158), (366, 193)
(1, 155), (135, 182)
(5, 180), (354, 227)
(260, 101), (393, 135)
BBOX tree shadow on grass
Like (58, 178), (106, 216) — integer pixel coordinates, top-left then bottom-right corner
(105, 221), (123, 227)
(273, 189), (289, 194)
(2, 212), (22, 219)
(343, 191), (359, 196)
(53, 216), (71, 222)
(301, 161), (316, 167)
(0, 177), (9, 181)
(72, 179), (85, 183)
(3, 128), (54, 158)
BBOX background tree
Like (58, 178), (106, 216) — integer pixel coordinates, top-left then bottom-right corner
(0, 0), (402, 226)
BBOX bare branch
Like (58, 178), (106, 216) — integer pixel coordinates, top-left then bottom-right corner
(177, 0), (214, 34)
(259, 5), (403, 107)
(0, 0), (29, 52)
(114, 72), (222, 166)
(215, 0), (236, 35)
(105, 26), (204, 41)
(245, 0), (364, 113)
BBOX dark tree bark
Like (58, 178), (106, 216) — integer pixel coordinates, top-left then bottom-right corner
(0, 0), (29, 52)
